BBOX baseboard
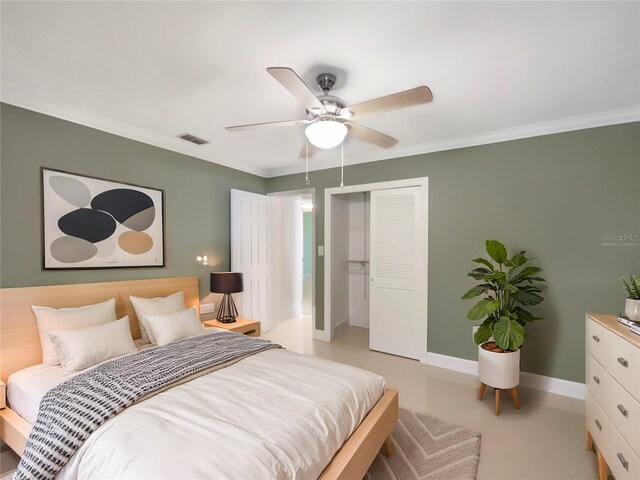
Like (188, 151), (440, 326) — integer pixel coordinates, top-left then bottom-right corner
(519, 371), (587, 400)
(273, 309), (299, 325)
(313, 328), (331, 342)
(426, 352), (479, 376)
(425, 352), (586, 400)
(333, 320), (349, 336)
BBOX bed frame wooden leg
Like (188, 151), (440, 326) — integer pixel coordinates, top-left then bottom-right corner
(495, 388), (501, 416)
(383, 435), (393, 457)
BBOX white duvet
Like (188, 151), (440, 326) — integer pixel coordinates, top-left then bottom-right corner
(50, 348), (385, 480)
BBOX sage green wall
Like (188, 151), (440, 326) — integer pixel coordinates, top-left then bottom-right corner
(0, 103), (266, 298)
(267, 123), (640, 383)
(303, 212), (313, 275)
(2, 102), (638, 383)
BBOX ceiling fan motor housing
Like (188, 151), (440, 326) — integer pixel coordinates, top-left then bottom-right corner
(310, 73), (344, 115)
(316, 73), (337, 93)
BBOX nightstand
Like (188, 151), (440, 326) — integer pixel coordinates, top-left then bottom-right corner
(203, 318), (261, 337)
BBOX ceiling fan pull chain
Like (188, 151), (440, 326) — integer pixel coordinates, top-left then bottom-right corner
(340, 141), (344, 188)
(305, 140), (310, 185)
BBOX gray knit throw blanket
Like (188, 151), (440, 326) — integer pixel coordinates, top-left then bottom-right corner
(13, 332), (281, 480)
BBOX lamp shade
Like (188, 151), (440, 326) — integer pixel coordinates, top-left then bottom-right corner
(305, 120), (348, 149)
(210, 272), (243, 294)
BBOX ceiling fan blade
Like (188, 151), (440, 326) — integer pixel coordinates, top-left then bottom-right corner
(345, 86), (433, 119)
(267, 67), (326, 113)
(345, 122), (398, 148)
(298, 140), (316, 160)
(226, 119), (308, 132)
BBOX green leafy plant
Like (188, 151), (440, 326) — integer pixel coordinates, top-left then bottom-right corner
(621, 274), (640, 300)
(462, 240), (545, 351)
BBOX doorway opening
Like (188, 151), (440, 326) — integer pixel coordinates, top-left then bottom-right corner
(230, 188), (315, 340)
(331, 192), (370, 335)
(268, 189), (316, 335)
(324, 178), (429, 363)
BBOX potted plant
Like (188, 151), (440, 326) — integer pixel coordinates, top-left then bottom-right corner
(621, 274), (640, 321)
(462, 240), (545, 415)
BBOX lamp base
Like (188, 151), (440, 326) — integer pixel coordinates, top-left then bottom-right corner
(216, 294), (239, 323)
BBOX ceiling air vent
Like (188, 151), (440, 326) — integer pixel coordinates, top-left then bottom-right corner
(178, 133), (209, 145)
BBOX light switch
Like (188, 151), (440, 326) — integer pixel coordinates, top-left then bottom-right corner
(318, 245), (324, 256)
(200, 303), (216, 314)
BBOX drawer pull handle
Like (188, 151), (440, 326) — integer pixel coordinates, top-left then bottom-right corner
(617, 357), (628, 367)
(592, 376), (600, 384)
(243, 329), (257, 336)
(617, 453), (628, 470)
(617, 404), (628, 417)
(592, 335), (600, 342)
(594, 419), (602, 431)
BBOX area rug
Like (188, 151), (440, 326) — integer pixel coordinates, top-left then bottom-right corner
(366, 408), (481, 480)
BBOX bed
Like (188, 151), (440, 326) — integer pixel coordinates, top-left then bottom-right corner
(0, 277), (398, 479)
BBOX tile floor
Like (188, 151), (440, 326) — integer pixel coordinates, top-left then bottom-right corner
(263, 316), (598, 480)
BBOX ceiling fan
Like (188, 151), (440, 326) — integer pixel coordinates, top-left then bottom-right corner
(226, 67), (433, 159)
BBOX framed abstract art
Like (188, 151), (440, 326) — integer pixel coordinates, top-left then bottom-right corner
(42, 168), (165, 269)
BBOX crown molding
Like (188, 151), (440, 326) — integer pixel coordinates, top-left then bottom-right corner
(3, 88), (637, 180)
(265, 106), (640, 177)
(0, 89), (268, 178)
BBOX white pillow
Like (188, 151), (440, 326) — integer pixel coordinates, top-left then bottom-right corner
(32, 298), (117, 366)
(130, 291), (186, 344)
(48, 316), (138, 372)
(143, 307), (204, 346)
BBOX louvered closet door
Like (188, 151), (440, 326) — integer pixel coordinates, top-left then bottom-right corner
(369, 186), (426, 360)
(230, 190), (273, 327)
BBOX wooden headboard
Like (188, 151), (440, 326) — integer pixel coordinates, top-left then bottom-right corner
(0, 277), (199, 383)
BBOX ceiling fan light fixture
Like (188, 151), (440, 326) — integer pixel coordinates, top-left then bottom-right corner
(305, 119), (348, 149)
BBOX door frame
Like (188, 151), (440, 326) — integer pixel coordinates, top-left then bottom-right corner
(267, 188), (317, 335)
(324, 178), (429, 362)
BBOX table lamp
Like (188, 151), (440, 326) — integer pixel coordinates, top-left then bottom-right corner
(210, 272), (243, 323)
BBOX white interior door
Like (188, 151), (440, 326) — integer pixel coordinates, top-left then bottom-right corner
(369, 186), (427, 361)
(230, 189), (273, 329)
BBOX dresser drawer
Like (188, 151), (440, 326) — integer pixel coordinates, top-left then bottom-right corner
(586, 392), (607, 446)
(586, 353), (610, 412)
(587, 318), (610, 363)
(588, 354), (640, 456)
(587, 393), (640, 480)
(587, 317), (640, 400)
(601, 333), (640, 402)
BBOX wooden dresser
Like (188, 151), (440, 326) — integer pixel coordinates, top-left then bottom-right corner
(585, 313), (640, 480)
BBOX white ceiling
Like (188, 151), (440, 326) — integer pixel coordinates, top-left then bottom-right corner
(2, 1), (639, 177)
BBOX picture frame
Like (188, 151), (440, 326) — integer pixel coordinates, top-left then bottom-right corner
(41, 167), (165, 269)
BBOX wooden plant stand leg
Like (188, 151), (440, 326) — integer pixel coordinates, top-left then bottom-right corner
(509, 386), (520, 410)
(478, 382), (486, 401)
(383, 435), (393, 457)
(596, 450), (609, 480)
(585, 429), (594, 452)
(495, 388), (501, 416)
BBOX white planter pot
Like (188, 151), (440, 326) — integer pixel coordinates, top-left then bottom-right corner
(478, 343), (520, 389)
(626, 298), (640, 322)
